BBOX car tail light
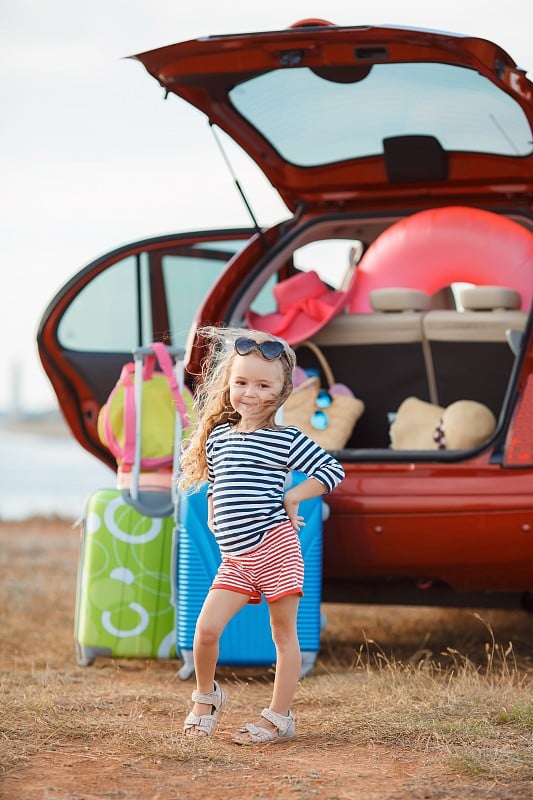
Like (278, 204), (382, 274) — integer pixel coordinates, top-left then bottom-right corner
(503, 374), (533, 466)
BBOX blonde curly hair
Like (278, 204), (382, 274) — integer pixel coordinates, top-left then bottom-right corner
(179, 326), (296, 489)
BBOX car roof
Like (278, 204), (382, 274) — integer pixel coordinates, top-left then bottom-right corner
(133, 21), (533, 212)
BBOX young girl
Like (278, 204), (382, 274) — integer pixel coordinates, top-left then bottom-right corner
(179, 326), (344, 744)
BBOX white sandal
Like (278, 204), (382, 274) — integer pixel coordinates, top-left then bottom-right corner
(183, 680), (227, 737)
(232, 708), (296, 745)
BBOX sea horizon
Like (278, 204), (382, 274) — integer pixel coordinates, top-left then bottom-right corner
(0, 419), (115, 521)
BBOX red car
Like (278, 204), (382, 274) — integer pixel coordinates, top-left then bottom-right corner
(38, 21), (533, 611)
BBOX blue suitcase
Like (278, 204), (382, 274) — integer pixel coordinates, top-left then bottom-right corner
(174, 472), (323, 679)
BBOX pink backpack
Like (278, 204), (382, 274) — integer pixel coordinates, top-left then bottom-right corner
(97, 342), (192, 474)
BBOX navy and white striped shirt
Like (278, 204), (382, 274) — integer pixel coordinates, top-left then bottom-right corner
(206, 424), (344, 555)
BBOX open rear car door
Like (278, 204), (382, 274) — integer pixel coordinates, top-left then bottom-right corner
(37, 229), (254, 468)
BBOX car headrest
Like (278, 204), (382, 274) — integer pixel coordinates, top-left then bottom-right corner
(369, 287), (431, 313)
(460, 286), (521, 311)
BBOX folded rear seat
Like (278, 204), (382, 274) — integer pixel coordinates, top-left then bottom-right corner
(305, 288), (433, 448)
(422, 286), (527, 417)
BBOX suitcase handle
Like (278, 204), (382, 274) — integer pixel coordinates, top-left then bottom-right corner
(121, 488), (174, 518)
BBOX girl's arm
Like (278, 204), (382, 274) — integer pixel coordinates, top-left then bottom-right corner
(207, 493), (215, 533)
(283, 477), (326, 532)
(288, 431), (345, 494)
(284, 430), (345, 530)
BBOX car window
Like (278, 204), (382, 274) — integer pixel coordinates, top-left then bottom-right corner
(245, 239), (363, 318)
(162, 253), (233, 342)
(293, 239), (363, 289)
(56, 240), (247, 353)
(57, 254), (148, 352)
(243, 273), (279, 316)
(229, 62), (532, 166)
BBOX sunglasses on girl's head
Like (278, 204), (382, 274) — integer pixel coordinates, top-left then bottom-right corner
(234, 337), (286, 361)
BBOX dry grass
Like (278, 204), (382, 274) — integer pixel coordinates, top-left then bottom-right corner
(304, 639), (532, 779)
(1, 518), (532, 798)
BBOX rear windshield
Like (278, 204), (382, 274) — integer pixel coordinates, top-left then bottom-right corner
(229, 62), (532, 166)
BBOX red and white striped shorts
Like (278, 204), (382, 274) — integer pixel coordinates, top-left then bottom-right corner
(210, 520), (304, 604)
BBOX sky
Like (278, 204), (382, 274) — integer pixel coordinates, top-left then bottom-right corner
(1, 0), (532, 413)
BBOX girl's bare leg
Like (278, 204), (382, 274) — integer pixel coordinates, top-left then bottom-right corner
(239, 594), (301, 733)
(187, 588), (248, 732)
(269, 594), (302, 713)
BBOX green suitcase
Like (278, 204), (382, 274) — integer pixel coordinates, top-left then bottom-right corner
(75, 487), (176, 665)
(74, 345), (185, 666)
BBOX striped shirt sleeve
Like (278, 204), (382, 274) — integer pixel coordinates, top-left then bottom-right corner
(286, 428), (344, 493)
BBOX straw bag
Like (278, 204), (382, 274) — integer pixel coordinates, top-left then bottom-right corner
(389, 396), (496, 451)
(282, 340), (364, 450)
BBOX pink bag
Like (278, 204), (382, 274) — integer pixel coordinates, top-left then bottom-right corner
(97, 342), (192, 474)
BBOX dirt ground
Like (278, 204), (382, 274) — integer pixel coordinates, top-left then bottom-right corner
(1, 743), (457, 800)
(1, 518), (531, 800)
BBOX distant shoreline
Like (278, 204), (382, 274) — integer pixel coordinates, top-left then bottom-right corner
(0, 411), (70, 438)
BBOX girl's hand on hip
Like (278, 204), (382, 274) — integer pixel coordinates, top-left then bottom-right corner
(283, 496), (305, 532)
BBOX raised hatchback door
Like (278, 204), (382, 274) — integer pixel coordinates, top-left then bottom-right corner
(133, 22), (533, 212)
